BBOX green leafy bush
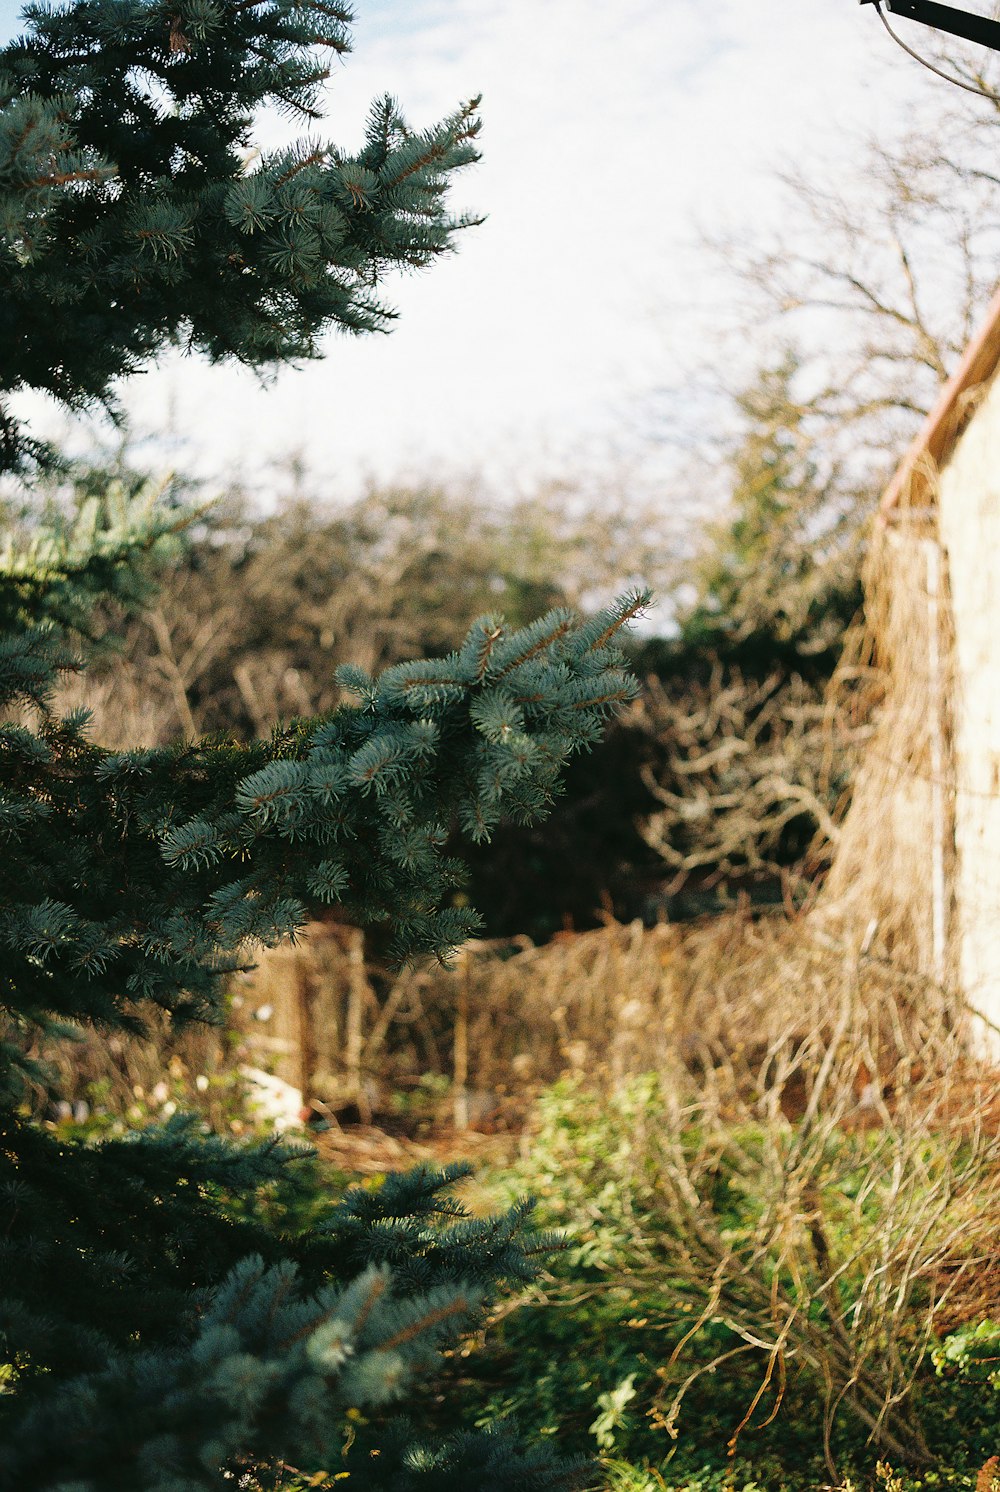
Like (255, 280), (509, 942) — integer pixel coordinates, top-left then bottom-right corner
(468, 1071), (999, 1488)
(935, 1319), (1000, 1391)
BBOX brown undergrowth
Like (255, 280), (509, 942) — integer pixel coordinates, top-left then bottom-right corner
(14, 906), (1000, 1472)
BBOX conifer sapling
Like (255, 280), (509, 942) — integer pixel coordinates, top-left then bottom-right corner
(0, 4), (645, 1486)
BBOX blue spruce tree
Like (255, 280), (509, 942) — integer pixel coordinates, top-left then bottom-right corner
(0, 4), (645, 1486)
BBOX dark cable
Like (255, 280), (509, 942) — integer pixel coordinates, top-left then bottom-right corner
(873, 0), (999, 97)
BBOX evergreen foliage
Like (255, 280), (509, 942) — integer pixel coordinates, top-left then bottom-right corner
(0, 487), (642, 1489)
(22, 471), (673, 745)
(679, 356), (864, 669)
(0, 0), (482, 473)
(1, 1134), (583, 1488)
(1, 516), (644, 1012)
(0, 4), (643, 1484)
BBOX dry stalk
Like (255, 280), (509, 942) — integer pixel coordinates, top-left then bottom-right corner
(564, 959), (1000, 1479)
(635, 664), (871, 900)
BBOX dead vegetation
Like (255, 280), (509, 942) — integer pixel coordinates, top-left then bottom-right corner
(261, 911), (1000, 1475)
(19, 900), (1000, 1470)
(635, 663), (865, 901)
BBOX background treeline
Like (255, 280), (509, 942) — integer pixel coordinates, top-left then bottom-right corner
(31, 355), (869, 940)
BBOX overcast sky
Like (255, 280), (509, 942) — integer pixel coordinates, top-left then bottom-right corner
(0, 0), (968, 500)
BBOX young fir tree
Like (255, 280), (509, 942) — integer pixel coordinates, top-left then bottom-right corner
(679, 356), (864, 669)
(0, 5), (645, 1486)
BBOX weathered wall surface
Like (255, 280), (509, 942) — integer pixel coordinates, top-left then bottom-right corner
(937, 372), (1000, 1055)
(819, 513), (951, 981)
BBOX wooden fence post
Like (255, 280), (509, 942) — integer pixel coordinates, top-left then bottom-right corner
(345, 928), (371, 1124)
(295, 955), (315, 1114)
(453, 950), (470, 1131)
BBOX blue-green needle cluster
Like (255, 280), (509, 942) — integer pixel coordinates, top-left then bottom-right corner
(0, 5), (644, 1483)
(0, 0), (481, 473)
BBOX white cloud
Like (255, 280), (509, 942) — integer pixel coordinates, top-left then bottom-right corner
(8, 0), (950, 495)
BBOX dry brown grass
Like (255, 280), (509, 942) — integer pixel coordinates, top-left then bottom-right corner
(38, 900), (993, 1147)
(643, 1006), (1000, 1472)
(225, 905), (978, 1127)
(21, 901), (1000, 1471)
(415, 916), (1000, 1473)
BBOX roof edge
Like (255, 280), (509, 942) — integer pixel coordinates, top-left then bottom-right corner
(882, 282), (1000, 514)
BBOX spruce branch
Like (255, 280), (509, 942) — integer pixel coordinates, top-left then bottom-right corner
(0, 0), (483, 473)
(0, 10), (644, 1484)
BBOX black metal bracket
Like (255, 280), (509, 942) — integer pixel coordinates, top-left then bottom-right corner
(859, 0), (1000, 53)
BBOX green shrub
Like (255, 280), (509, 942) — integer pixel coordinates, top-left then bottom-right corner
(469, 1072), (999, 1488)
(934, 1321), (1000, 1390)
